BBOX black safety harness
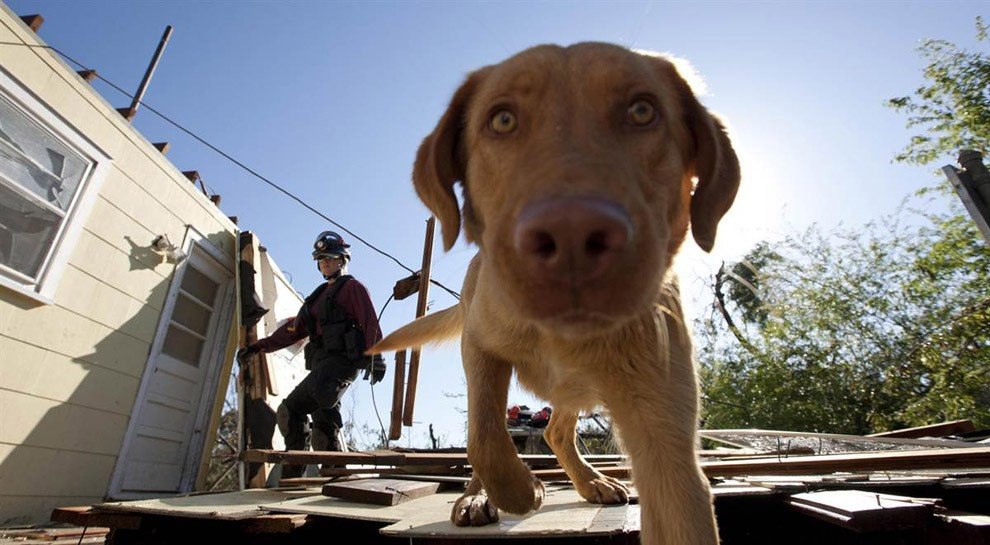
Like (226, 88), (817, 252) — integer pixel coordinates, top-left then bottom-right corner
(299, 275), (369, 374)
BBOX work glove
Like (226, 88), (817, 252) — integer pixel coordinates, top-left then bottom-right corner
(364, 355), (386, 385)
(237, 343), (261, 365)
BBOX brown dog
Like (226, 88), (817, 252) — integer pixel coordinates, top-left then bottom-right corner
(369, 42), (739, 545)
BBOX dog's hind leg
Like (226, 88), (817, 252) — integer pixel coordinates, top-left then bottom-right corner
(450, 475), (499, 526)
(544, 408), (629, 504)
(463, 341), (545, 515)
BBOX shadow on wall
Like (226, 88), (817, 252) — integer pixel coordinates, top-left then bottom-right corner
(0, 229), (236, 526)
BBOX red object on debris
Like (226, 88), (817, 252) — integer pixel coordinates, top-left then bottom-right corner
(507, 405), (522, 427)
(530, 406), (552, 428)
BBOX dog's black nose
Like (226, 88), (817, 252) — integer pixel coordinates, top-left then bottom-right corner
(514, 197), (632, 285)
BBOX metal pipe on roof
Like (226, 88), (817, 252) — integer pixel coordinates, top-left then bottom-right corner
(123, 25), (172, 121)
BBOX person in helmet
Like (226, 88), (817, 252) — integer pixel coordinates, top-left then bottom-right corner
(239, 231), (384, 477)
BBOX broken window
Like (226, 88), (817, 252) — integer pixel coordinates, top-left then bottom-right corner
(0, 71), (109, 301)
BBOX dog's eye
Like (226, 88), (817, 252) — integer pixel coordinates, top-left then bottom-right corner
(627, 99), (657, 126)
(489, 109), (518, 134)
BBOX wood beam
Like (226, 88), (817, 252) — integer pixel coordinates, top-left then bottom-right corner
(77, 69), (98, 82)
(19, 14), (43, 32)
(869, 419), (976, 439)
(402, 217), (435, 426)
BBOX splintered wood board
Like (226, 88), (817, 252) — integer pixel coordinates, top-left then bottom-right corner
(380, 487), (639, 538)
(96, 488), (321, 520)
(322, 478), (440, 505)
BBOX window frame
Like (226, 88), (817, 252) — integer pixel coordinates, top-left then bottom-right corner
(0, 68), (112, 304)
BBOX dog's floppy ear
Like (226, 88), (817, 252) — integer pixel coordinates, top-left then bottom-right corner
(413, 69), (488, 251)
(686, 108), (740, 252)
(659, 59), (741, 252)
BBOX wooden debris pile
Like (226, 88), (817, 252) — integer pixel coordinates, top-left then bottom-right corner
(38, 420), (990, 544)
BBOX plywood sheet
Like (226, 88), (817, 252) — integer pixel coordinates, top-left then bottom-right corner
(97, 489), (320, 520)
(380, 488), (639, 538)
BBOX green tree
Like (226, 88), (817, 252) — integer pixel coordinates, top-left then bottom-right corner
(698, 14), (990, 436)
(699, 202), (990, 434)
(887, 16), (990, 166)
(204, 406), (239, 491)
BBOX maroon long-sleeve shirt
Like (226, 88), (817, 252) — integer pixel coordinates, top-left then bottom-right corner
(255, 278), (382, 353)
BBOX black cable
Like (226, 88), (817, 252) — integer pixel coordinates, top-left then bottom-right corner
(377, 293), (395, 323)
(0, 41), (463, 300)
(431, 278), (460, 300)
(368, 369), (390, 450)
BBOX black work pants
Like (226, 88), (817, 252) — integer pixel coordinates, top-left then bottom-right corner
(279, 360), (356, 478)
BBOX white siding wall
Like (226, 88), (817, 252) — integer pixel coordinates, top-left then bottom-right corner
(0, 5), (237, 525)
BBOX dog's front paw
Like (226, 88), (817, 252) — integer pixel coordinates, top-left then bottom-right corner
(451, 490), (499, 527)
(487, 470), (546, 515)
(576, 475), (629, 504)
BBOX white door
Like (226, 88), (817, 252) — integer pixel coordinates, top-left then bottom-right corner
(110, 241), (234, 497)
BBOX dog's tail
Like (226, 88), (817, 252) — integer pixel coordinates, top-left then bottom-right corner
(367, 304), (464, 354)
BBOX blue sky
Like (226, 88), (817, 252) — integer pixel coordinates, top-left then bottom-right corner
(6, 1), (986, 448)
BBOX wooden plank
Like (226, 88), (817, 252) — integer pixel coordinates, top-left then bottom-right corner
(389, 474), (472, 485)
(710, 483), (774, 497)
(7, 537), (105, 545)
(51, 505), (306, 535)
(322, 478), (440, 506)
(96, 489), (320, 520)
(700, 428), (974, 452)
(319, 465), (471, 478)
(389, 350), (406, 440)
(743, 473), (944, 492)
(402, 217), (435, 427)
(942, 477), (990, 489)
(279, 477), (333, 487)
(242, 450), (379, 465)
(534, 447), (990, 481)
(51, 506), (143, 530)
(701, 447), (990, 477)
(259, 490), (463, 523)
(281, 473), (470, 488)
(869, 419), (976, 439)
(787, 490), (937, 532)
(252, 447), (990, 481)
(698, 449), (758, 458)
(1, 526), (109, 539)
(242, 514), (310, 534)
(244, 449), (470, 466)
(929, 510), (990, 545)
(243, 448), (625, 468)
